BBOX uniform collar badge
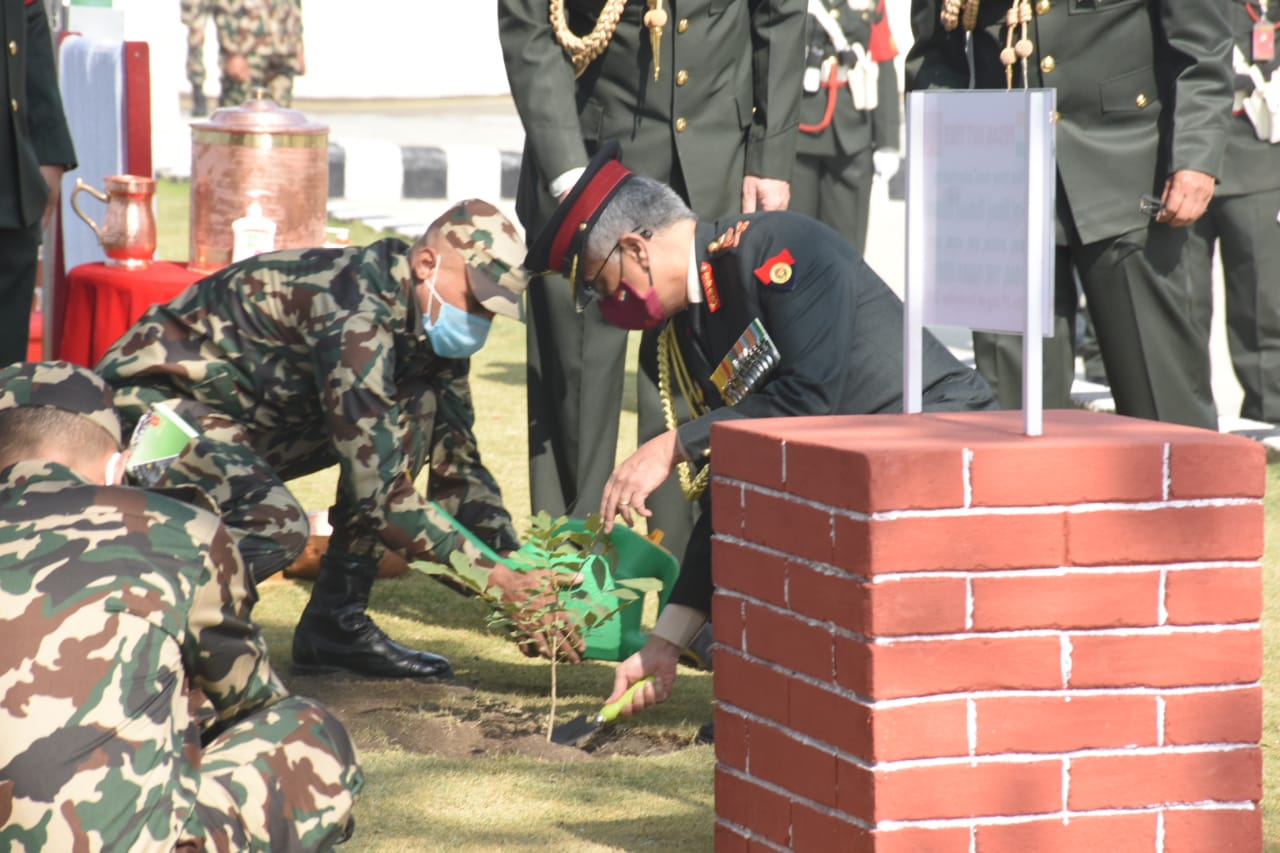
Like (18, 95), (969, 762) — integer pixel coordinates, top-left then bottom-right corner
(699, 261), (720, 312)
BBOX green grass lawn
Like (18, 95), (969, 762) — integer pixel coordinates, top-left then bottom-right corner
(155, 180), (1280, 851)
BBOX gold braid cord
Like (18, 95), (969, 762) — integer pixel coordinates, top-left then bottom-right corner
(657, 323), (710, 502)
(550, 0), (629, 77)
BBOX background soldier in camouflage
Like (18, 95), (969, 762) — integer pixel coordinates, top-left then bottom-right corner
(97, 200), (583, 682)
(181, 0), (213, 116)
(215, 0), (304, 107)
(0, 361), (362, 852)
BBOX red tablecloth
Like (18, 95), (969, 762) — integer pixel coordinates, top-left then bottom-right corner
(58, 261), (204, 367)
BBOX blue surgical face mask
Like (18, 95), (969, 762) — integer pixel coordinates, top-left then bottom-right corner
(421, 266), (492, 358)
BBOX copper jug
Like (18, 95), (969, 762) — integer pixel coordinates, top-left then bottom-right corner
(70, 174), (157, 270)
(189, 95), (328, 273)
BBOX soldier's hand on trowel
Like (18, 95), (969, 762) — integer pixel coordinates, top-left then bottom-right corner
(485, 562), (585, 663)
(607, 635), (681, 716)
(601, 429), (687, 532)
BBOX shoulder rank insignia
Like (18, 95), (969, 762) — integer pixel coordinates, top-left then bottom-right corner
(707, 220), (751, 255)
(699, 261), (720, 312)
(754, 248), (796, 290)
(710, 318), (782, 405)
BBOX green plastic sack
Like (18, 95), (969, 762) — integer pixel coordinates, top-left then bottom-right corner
(429, 503), (679, 661)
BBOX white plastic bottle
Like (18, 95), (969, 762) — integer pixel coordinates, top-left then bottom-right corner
(231, 190), (277, 262)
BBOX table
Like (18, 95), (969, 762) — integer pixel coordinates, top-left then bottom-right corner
(58, 261), (204, 367)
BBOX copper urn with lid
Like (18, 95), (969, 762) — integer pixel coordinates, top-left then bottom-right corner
(189, 95), (329, 273)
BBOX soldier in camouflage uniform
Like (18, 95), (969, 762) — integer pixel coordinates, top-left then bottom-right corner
(215, 0), (304, 107)
(97, 200), (584, 681)
(181, 0), (213, 116)
(0, 361), (362, 852)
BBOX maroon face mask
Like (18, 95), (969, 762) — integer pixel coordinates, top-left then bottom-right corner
(597, 275), (666, 330)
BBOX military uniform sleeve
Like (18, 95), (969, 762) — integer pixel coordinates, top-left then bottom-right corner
(422, 360), (520, 554)
(312, 311), (468, 562)
(1160, 0), (1232, 179)
(186, 513), (288, 722)
(744, 0), (807, 180)
(870, 1), (900, 151)
(214, 0), (260, 59)
(498, 0), (590, 189)
(903, 0), (971, 92)
(24, 0), (76, 169)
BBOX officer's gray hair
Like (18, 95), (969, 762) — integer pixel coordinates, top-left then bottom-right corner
(584, 175), (695, 264)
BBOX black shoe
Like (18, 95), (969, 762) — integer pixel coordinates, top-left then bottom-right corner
(291, 552), (453, 680)
(695, 721), (714, 745)
(679, 622), (714, 671)
(191, 89), (208, 117)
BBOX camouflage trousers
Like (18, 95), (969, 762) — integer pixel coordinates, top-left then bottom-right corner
(189, 695), (363, 851)
(181, 0), (211, 90)
(220, 59), (296, 108)
(112, 388), (433, 583)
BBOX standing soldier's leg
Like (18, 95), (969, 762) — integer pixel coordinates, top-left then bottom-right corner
(1076, 225), (1217, 430)
(819, 147), (874, 253)
(1216, 188), (1280, 423)
(181, 0), (208, 115)
(191, 696), (363, 851)
(526, 272), (630, 518)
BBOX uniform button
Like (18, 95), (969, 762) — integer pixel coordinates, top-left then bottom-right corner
(830, 7), (841, 18)
(1050, 110), (1060, 123)
(1135, 93), (1148, 108)
(1040, 55), (1056, 73)
(676, 69), (689, 86)
(1036, 0), (1050, 13)
(677, 18), (688, 33)
(8, 41), (17, 56)
(675, 117), (688, 132)
(10, 98), (17, 113)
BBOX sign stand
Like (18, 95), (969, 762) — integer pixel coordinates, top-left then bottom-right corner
(903, 89), (1057, 436)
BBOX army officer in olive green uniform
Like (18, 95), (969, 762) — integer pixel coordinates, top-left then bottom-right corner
(906, 0), (1233, 430)
(498, 0), (806, 567)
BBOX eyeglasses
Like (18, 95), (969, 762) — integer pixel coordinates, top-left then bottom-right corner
(577, 239), (622, 309)
(575, 228), (650, 312)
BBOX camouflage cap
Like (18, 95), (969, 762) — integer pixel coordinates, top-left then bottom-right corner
(0, 361), (122, 446)
(435, 199), (530, 322)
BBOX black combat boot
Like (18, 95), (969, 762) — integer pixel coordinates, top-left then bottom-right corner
(191, 89), (208, 117)
(292, 552), (453, 680)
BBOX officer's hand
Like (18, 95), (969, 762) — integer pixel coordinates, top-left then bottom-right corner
(607, 635), (681, 716)
(601, 429), (684, 532)
(484, 563), (585, 663)
(873, 149), (901, 182)
(1157, 169), (1215, 228)
(741, 176), (791, 213)
(223, 53), (251, 83)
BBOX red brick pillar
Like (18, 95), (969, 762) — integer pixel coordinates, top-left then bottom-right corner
(710, 410), (1264, 853)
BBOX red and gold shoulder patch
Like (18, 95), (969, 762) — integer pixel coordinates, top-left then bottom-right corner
(754, 248), (796, 289)
(699, 261), (720, 312)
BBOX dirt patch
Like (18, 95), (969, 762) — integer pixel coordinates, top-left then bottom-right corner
(286, 675), (693, 760)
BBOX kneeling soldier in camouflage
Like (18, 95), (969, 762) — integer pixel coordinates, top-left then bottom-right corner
(98, 200), (582, 681)
(0, 361), (363, 851)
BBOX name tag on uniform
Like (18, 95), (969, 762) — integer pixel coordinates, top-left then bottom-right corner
(1256, 20), (1276, 64)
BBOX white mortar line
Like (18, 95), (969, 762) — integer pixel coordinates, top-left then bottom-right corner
(716, 477), (1260, 521)
(1060, 635), (1073, 688)
(780, 439), (787, 484)
(967, 697), (977, 758)
(871, 801), (1257, 833)
(715, 818), (790, 853)
(1155, 809), (1165, 852)
(1157, 568), (1169, 626)
(963, 447), (974, 508)
(965, 575), (974, 630)
(722, 705), (1257, 773)
(1162, 443), (1171, 502)
(1157, 696), (1166, 748)
(720, 626), (1262, 706)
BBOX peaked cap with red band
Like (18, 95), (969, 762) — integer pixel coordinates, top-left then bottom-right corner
(524, 140), (637, 295)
